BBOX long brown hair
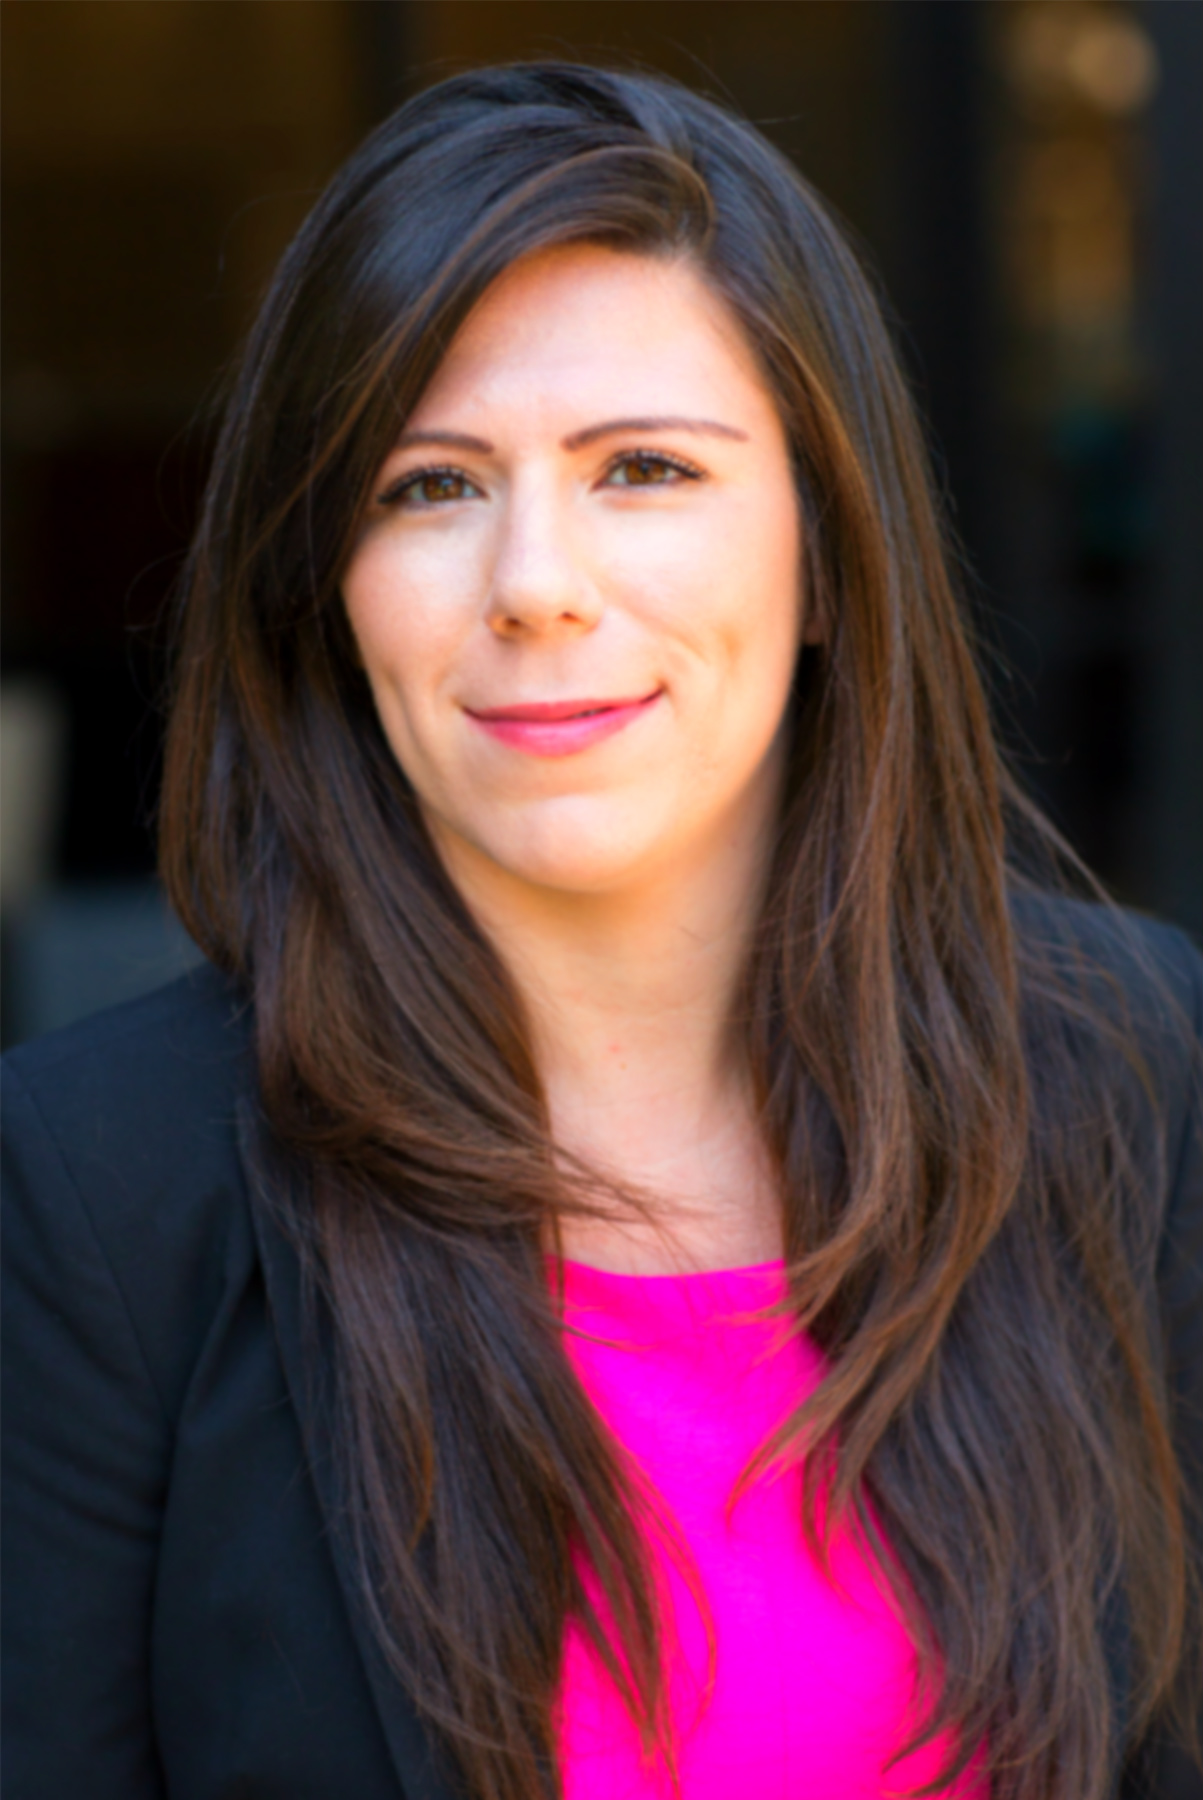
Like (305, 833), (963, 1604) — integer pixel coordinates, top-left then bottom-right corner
(160, 63), (1194, 1800)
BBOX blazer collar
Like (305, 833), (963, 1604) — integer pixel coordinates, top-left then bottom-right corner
(236, 1097), (462, 1800)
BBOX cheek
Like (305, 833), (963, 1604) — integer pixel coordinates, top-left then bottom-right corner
(736, 480), (804, 657)
(635, 489), (801, 682)
(342, 541), (470, 710)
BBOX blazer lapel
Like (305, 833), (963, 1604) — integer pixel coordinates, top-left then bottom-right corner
(236, 1099), (462, 1800)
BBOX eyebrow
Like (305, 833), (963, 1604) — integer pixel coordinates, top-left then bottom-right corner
(561, 416), (749, 451)
(391, 416), (749, 458)
(391, 429), (495, 455)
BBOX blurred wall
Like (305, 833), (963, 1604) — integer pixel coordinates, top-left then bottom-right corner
(2, 0), (365, 881)
(2, 0), (1199, 1045)
(1, 0), (372, 1041)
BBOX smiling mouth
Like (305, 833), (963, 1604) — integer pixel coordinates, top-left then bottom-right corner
(465, 690), (661, 722)
(463, 689), (663, 758)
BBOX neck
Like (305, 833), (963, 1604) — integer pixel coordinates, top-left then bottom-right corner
(425, 770), (785, 1271)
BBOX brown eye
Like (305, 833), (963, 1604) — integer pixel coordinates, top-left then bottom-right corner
(412, 470), (471, 504)
(603, 452), (699, 488)
(378, 466), (481, 508)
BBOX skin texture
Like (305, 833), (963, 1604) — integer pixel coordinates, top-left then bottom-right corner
(342, 245), (821, 1269)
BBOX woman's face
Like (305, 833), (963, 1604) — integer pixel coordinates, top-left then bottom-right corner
(342, 244), (818, 897)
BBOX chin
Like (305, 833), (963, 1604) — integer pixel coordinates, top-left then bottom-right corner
(493, 838), (653, 897)
(468, 799), (665, 896)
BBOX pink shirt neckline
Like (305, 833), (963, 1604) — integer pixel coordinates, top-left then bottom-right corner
(556, 1257), (788, 1277)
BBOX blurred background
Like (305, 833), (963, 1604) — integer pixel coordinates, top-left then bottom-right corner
(2, 0), (1200, 1047)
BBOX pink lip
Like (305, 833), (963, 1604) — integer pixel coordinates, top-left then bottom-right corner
(465, 689), (662, 756)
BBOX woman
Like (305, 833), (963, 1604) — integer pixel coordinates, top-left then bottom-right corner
(3, 62), (1200, 1800)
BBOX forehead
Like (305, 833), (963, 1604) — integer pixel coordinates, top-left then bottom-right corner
(403, 243), (780, 438)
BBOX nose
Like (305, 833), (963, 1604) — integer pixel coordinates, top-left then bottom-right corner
(484, 480), (603, 640)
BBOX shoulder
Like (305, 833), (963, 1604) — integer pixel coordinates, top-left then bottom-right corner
(2, 963), (257, 1419)
(3, 957), (252, 1113)
(1011, 888), (1203, 1110)
(1010, 894), (1203, 1340)
(4, 958), (253, 1161)
(1011, 887), (1202, 1015)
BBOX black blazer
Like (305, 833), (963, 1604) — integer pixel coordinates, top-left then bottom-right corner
(4, 899), (1202, 1800)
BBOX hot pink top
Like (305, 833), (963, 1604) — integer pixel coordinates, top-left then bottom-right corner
(554, 1258), (987, 1799)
